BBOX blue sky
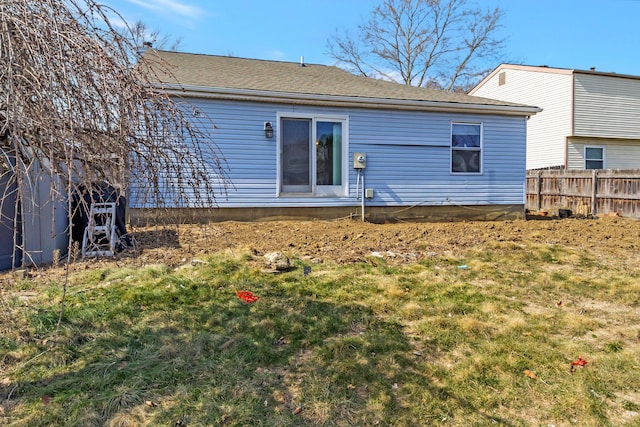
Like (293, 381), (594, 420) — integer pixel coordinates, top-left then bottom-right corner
(100, 0), (640, 76)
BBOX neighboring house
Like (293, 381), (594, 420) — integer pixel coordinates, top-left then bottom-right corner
(0, 153), (20, 270)
(0, 149), (68, 270)
(469, 64), (640, 170)
(133, 51), (539, 223)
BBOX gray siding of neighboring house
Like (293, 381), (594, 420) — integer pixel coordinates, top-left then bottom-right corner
(21, 170), (68, 266)
(469, 67), (572, 170)
(0, 157), (68, 270)
(574, 73), (640, 139)
(130, 98), (527, 210)
(0, 164), (20, 270)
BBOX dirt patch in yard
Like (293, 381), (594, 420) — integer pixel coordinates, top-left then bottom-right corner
(124, 214), (639, 268)
(1, 214), (637, 278)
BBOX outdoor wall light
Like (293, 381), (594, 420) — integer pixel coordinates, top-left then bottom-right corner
(264, 122), (274, 138)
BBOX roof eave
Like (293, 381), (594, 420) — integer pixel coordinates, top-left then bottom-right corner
(156, 83), (541, 117)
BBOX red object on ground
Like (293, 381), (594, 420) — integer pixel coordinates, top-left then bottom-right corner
(570, 356), (588, 372)
(236, 291), (259, 303)
(572, 357), (587, 367)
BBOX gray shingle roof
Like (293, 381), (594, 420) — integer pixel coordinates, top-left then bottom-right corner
(147, 50), (538, 114)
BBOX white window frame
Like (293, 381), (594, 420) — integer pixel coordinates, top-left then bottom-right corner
(451, 122), (483, 174)
(584, 146), (605, 170)
(276, 113), (349, 197)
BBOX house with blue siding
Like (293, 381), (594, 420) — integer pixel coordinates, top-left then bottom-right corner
(132, 51), (540, 223)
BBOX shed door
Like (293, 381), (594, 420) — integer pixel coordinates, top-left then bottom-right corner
(0, 155), (21, 270)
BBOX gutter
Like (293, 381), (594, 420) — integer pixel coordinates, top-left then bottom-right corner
(155, 83), (542, 117)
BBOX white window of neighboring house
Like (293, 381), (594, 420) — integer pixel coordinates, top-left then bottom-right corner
(585, 146), (604, 170)
(451, 122), (482, 174)
(278, 114), (348, 196)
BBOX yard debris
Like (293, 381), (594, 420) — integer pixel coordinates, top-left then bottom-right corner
(236, 290), (259, 303)
(524, 370), (538, 380)
(558, 209), (572, 219)
(369, 250), (419, 262)
(264, 251), (291, 271)
(570, 356), (588, 372)
(274, 336), (288, 346)
(219, 337), (239, 350)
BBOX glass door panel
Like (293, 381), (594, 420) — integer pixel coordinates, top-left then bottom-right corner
(316, 121), (342, 186)
(281, 119), (311, 193)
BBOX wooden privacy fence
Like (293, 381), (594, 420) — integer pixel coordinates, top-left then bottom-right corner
(526, 169), (640, 219)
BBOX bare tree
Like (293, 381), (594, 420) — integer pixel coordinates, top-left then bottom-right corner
(327, 0), (505, 91)
(0, 0), (227, 266)
(122, 19), (183, 51)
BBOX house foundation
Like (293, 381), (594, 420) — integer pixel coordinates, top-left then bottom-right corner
(129, 204), (525, 225)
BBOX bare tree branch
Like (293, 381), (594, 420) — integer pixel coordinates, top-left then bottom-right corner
(443, 6), (503, 91)
(327, 31), (371, 78)
(326, 0), (506, 91)
(0, 0), (229, 265)
(120, 19), (182, 52)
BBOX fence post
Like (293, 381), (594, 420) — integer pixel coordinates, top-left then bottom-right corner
(591, 169), (598, 216)
(536, 170), (543, 211)
(560, 172), (565, 210)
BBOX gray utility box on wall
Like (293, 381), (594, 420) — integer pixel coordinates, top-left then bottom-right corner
(353, 152), (366, 169)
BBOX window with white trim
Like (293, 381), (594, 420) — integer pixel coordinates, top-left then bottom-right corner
(584, 146), (604, 170)
(451, 122), (482, 173)
(279, 115), (347, 196)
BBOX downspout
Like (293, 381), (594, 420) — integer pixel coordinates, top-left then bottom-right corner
(361, 174), (365, 222)
(568, 71), (575, 169)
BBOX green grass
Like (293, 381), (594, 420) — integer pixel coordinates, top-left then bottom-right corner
(1, 243), (639, 426)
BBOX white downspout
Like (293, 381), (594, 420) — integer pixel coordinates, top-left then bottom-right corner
(361, 174), (365, 222)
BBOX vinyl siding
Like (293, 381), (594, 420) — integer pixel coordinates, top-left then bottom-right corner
(19, 164), (68, 266)
(567, 137), (640, 170)
(471, 68), (572, 169)
(362, 118), (526, 206)
(130, 98), (527, 209)
(574, 73), (640, 139)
